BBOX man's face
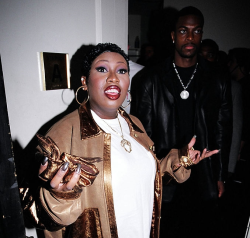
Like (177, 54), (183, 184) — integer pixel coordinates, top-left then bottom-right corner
(200, 46), (217, 62)
(171, 14), (203, 59)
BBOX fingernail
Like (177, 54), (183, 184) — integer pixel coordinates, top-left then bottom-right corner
(41, 157), (48, 165)
(193, 135), (197, 138)
(75, 164), (81, 174)
(61, 162), (69, 171)
(217, 149), (221, 153)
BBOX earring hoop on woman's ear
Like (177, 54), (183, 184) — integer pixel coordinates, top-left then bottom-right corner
(121, 90), (132, 109)
(75, 86), (89, 105)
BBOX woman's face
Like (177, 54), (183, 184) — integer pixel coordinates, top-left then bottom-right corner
(82, 52), (130, 119)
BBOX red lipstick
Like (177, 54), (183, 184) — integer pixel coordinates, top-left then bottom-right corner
(104, 85), (121, 100)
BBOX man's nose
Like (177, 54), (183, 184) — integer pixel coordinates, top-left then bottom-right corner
(186, 31), (194, 41)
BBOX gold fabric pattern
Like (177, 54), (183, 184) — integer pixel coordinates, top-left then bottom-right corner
(20, 104), (186, 238)
(103, 133), (118, 238)
(79, 102), (102, 140)
(37, 134), (100, 194)
(154, 161), (162, 237)
(69, 208), (103, 238)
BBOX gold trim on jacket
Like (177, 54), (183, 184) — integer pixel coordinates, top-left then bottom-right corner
(21, 102), (190, 238)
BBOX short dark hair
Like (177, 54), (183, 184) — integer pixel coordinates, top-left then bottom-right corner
(174, 6), (204, 29)
(201, 39), (219, 53)
(82, 43), (129, 83)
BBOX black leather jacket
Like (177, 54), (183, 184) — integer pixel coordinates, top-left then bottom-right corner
(131, 56), (232, 200)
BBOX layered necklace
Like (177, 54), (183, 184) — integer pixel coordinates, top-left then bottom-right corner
(102, 115), (132, 153)
(172, 62), (198, 99)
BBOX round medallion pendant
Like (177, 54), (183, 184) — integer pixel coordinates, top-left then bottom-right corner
(180, 90), (189, 99)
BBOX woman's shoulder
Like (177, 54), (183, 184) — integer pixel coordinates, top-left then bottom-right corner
(128, 114), (144, 128)
(127, 113), (149, 136)
(46, 109), (80, 136)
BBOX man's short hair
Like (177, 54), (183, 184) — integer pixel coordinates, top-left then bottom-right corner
(201, 39), (219, 53)
(174, 6), (204, 30)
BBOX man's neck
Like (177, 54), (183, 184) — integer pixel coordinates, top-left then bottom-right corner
(174, 52), (198, 68)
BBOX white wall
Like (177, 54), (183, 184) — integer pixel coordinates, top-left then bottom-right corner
(164, 0), (250, 53)
(0, 0), (128, 237)
(0, 0), (128, 148)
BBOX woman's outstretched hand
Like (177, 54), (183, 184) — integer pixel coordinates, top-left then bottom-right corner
(39, 157), (81, 192)
(188, 136), (220, 165)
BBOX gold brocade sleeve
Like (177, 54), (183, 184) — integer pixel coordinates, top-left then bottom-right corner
(160, 149), (191, 183)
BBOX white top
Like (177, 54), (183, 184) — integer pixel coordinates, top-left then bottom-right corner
(91, 110), (156, 238)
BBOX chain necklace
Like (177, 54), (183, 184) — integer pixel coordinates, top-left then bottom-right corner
(172, 62), (198, 99)
(102, 115), (132, 153)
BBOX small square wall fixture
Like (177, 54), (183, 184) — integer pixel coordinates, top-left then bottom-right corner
(39, 52), (70, 90)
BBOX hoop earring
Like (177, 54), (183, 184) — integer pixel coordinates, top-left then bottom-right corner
(75, 86), (89, 105)
(121, 90), (132, 109)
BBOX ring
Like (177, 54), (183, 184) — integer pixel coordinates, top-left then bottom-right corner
(180, 148), (194, 168)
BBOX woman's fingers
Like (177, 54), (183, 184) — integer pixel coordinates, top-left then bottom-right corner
(50, 162), (69, 189)
(190, 150), (201, 164)
(200, 149), (220, 161)
(39, 157), (48, 175)
(50, 162), (81, 192)
(39, 159), (81, 192)
(62, 164), (81, 191)
(188, 136), (196, 149)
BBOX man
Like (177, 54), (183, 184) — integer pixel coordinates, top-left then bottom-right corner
(199, 39), (219, 63)
(131, 6), (232, 238)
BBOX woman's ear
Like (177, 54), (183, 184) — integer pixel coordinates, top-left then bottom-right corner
(81, 76), (88, 90)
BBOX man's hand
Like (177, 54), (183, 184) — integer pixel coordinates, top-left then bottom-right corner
(217, 181), (225, 198)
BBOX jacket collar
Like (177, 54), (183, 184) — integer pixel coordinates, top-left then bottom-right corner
(79, 102), (144, 140)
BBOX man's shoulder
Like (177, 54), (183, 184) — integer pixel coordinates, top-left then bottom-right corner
(198, 57), (229, 84)
(148, 56), (173, 73)
(136, 57), (173, 84)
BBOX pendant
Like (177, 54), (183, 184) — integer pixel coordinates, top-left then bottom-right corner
(180, 90), (189, 99)
(121, 139), (132, 153)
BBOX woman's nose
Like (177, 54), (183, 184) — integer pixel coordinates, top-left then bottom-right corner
(106, 71), (119, 83)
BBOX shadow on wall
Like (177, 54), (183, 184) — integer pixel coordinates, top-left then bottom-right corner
(147, 6), (178, 62)
(13, 44), (94, 235)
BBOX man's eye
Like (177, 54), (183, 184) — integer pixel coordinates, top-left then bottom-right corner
(195, 29), (203, 34)
(180, 30), (186, 34)
(118, 69), (128, 74)
(96, 67), (107, 73)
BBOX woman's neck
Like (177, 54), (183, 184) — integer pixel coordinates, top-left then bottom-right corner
(91, 107), (118, 119)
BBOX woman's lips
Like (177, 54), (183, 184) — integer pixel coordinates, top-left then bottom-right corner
(104, 85), (121, 100)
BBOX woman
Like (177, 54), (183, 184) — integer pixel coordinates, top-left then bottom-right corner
(25, 43), (218, 238)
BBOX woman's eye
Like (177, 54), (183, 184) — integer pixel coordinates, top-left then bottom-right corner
(180, 30), (186, 34)
(118, 69), (128, 74)
(96, 67), (107, 73)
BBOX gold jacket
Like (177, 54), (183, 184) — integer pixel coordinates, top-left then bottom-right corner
(21, 103), (190, 238)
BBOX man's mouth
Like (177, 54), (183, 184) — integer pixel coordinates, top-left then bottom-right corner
(183, 44), (196, 50)
(104, 85), (121, 100)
